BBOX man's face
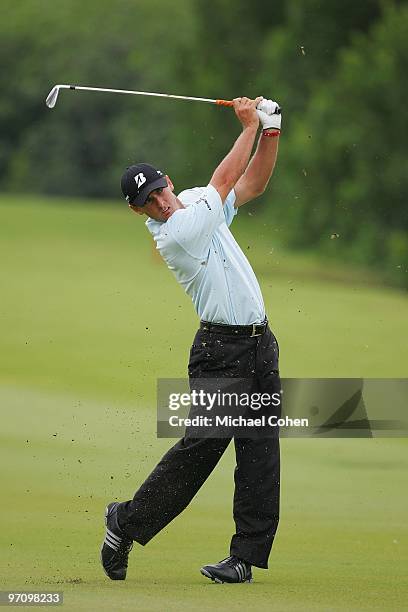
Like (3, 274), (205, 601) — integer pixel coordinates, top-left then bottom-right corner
(129, 176), (184, 222)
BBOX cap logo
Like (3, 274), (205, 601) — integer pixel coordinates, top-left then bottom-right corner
(134, 172), (147, 189)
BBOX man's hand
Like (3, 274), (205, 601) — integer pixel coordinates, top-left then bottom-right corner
(256, 98), (281, 131)
(233, 96), (263, 131)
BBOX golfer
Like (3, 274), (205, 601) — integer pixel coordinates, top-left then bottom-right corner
(101, 96), (282, 584)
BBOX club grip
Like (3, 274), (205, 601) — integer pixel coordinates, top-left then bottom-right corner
(215, 99), (234, 107)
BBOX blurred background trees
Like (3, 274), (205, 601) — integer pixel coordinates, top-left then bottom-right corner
(1, 0), (407, 285)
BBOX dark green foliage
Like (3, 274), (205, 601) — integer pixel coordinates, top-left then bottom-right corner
(0, 0), (406, 285)
(277, 3), (408, 285)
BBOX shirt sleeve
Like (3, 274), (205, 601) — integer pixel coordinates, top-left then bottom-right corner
(223, 189), (238, 227)
(166, 184), (224, 258)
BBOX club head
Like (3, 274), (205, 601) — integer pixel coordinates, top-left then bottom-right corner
(46, 86), (60, 109)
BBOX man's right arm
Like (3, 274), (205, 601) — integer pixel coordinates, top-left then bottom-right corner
(210, 97), (262, 203)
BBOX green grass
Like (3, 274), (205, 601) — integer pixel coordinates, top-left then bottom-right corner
(1, 194), (407, 611)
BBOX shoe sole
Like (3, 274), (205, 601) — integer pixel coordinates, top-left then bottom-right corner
(200, 568), (253, 584)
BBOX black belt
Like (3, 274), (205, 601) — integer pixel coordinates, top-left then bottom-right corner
(200, 319), (268, 337)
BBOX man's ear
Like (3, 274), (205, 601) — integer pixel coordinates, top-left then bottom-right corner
(166, 175), (174, 192)
(129, 204), (144, 216)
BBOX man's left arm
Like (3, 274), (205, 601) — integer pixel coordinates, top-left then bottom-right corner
(234, 99), (281, 208)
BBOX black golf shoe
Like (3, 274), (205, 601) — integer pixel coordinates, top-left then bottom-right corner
(100, 502), (133, 580)
(200, 555), (253, 583)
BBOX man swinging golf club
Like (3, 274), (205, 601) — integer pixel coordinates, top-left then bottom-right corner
(101, 95), (282, 584)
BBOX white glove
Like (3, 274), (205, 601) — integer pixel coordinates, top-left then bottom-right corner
(256, 98), (281, 130)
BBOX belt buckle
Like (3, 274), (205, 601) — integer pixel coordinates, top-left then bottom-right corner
(250, 323), (262, 337)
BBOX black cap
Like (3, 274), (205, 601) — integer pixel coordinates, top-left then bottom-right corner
(121, 163), (168, 206)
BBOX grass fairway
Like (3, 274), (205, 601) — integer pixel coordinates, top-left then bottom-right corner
(1, 195), (407, 610)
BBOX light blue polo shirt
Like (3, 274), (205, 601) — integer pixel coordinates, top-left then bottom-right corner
(145, 184), (266, 325)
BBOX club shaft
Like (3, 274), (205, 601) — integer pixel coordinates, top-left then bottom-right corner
(55, 84), (224, 104)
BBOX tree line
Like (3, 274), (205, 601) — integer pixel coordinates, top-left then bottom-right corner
(1, 0), (407, 286)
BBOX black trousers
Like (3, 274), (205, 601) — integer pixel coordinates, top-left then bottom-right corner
(117, 324), (281, 569)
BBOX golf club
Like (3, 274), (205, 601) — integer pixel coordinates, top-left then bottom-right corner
(46, 84), (234, 109)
